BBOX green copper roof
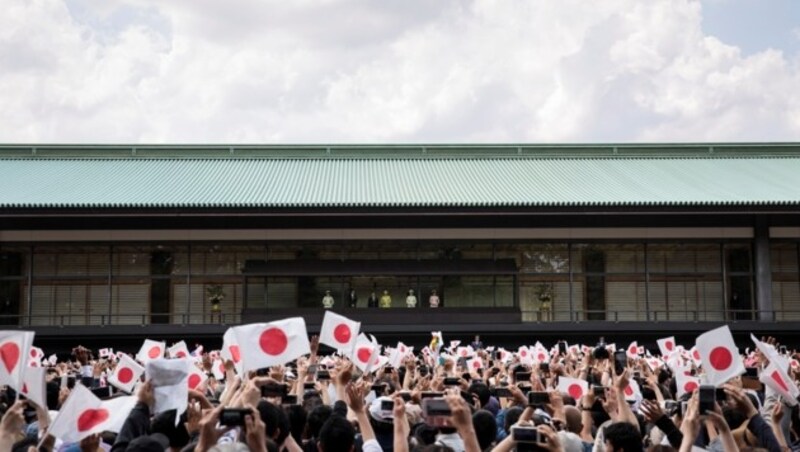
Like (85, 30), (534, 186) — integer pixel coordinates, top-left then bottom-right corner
(1, 143), (799, 208)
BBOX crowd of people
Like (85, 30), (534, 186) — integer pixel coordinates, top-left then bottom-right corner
(0, 327), (798, 452)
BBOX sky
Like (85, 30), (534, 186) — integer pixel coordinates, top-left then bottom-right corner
(1, 0), (799, 144)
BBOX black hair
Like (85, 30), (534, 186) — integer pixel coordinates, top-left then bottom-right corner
(318, 415), (355, 452)
(151, 409), (191, 448)
(468, 382), (491, 408)
(472, 410), (497, 450)
(307, 404), (334, 440)
(603, 422), (643, 452)
(503, 406), (523, 434)
(285, 404), (307, 444)
(257, 400), (291, 445)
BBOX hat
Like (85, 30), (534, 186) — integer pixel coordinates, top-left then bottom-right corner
(126, 433), (170, 452)
(368, 397), (394, 423)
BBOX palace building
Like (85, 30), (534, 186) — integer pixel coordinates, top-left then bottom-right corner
(1, 143), (799, 350)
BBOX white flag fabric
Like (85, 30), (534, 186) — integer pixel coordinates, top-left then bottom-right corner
(760, 361), (800, 406)
(0, 331), (34, 392)
(211, 359), (226, 380)
(319, 311), (360, 354)
(221, 328), (243, 375)
(657, 337), (676, 356)
(187, 363), (208, 391)
(48, 385), (136, 443)
(168, 341), (191, 359)
(146, 358), (189, 420)
(532, 344), (549, 364)
(227, 318), (310, 373)
(388, 342), (413, 368)
(675, 372), (700, 398)
(467, 357), (484, 371)
(98, 348), (113, 359)
(352, 334), (380, 374)
(22, 366), (47, 409)
(557, 377), (588, 400)
(108, 353), (144, 394)
(622, 378), (641, 402)
(28, 346), (44, 367)
(518, 346), (533, 365)
(626, 341), (639, 359)
(136, 339), (166, 364)
(456, 346), (474, 359)
(695, 326), (744, 386)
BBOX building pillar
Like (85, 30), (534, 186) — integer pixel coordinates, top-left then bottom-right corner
(754, 217), (773, 321)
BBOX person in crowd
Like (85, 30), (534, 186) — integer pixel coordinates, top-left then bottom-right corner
(368, 291), (379, 308)
(347, 288), (358, 308)
(322, 290), (335, 309)
(405, 289), (417, 308)
(429, 289), (441, 308)
(379, 290), (392, 308)
(3, 334), (798, 452)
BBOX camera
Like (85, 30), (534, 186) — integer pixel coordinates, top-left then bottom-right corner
(698, 385), (715, 415)
(593, 385), (605, 398)
(493, 386), (514, 398)
(443, 377), (461, 386)
(317, 370), (330, 380)
(528, 391), (549, 406)
(380, 399), (394, 417)
(613, 350), (627, 376)
(261, 383), (288, 398)
(282, 394), (298, 405)
(220, 408), (252, 426)
(511, 426), (542, 443)
(593, 338), (609, 360)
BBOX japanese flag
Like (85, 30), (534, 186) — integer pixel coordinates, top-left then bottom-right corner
(146, 358), (189, 420)
(169, 341), (191, 359)
(108, 353), (144, 394)
(449, 340), (461, 350)
(0, 331), (35, 392)
(221, 328), (243, 375)
(750, 334), (783, 370)
(98, 348), (113, 359)
(48, 385), (136, 443)
(532, 345), (549, 364)
(456, 346), (474, 359)
(622, 378), (641, 402)
(657, 337), (676, 357)
(760, 361), (800, 406)
(695, 326), (744, 386)
(226, 318), (310, 373)
(211, 359), (226, 380)
(352, 334), (380, 373)
(467, 356), (484, 371)
(518, 346), (533, 365)
(557, 376), (588, 401)
(626, 341), (639, 360)
(688, 346), (702, 367)
(389, 342), (413, 368)
(28, 346), (44, 367)
(47, 354), (58, 366)
(22, 366), (47, 409)
(136, 339), (166, 364)
(187, 364), (208, 391)
(319, 311), (360, 353)
(646, 358), (663, 373)
(675, 372), (700, 398)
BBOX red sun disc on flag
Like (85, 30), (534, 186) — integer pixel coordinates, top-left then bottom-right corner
(188, 374), (202, 389)
(176, 351), (187, 358)
(333, 324), (352, 344)
(117, 367), (134, 384)
(520, 350), (527, 357)
(148, 346), (162, 359)
(666, 341), (674, 351)
(537, 353), (546, 362)
(0, 342), (20, 373)
(357, 347), (372, 363)
(770, 370), (789, 392)
(259, 328), (288, 356)
(77, 409), (109, 432)
(693, 350), (701, 360)
(29, 349), (37, 358)
(567, 384), (583, 399)
(684, 381), (698, 393)
(708, 347), (733, 371)
(472, 361), (480, 369)
(624, 385), (634, 396)
(229, 345), (241, 363)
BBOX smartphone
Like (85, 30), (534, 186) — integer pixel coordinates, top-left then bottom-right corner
(371, 384), (386, 395)
(398, 392), (412, 402)
(698, 385), (715, 415)
(664, 400), (679, 416)
(423, 398), (452, 417)
(613, 350), (627, 376)
(515, 371), (531, 382)
(528, 391), (550, 406)
(220, 408), (252, 427)
(715, 387), (727, 403)
(282, 394), (298, 405)
(593, 385), (605, 398)
(381, 399), (394, 417)
(493, 386), (513, 398)
(511, 426), (542, 443)
(641, 387), (656, 402)
(91, 386), (112, 400)
(307, 364), (318, 375)
(443, 377), (461, 386)
(490, 368), (501, 376)
(421, 391), (445, 399)
(23, 408), (37, 424)
(261, 383), (288, 398)
(539, 363), (550, 373)
(558, 341), (568, 356)
(317, 370), (331, 380)
(679, 401), (688, 417)
(744, 367), (758, 378)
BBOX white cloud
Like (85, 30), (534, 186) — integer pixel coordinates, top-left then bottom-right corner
(0, 0), (798, 143)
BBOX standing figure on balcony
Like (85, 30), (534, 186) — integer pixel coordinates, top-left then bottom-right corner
(379, 289), (392, 308)
(406, 289), (417, 308)
(428, 289), (440, 308)
(536, 283), (553, 321)
(367, 291), (379, 308)
(322, 290), (335, 309)
(207, 285), (225, 323)
(347, 288), (358, 308)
